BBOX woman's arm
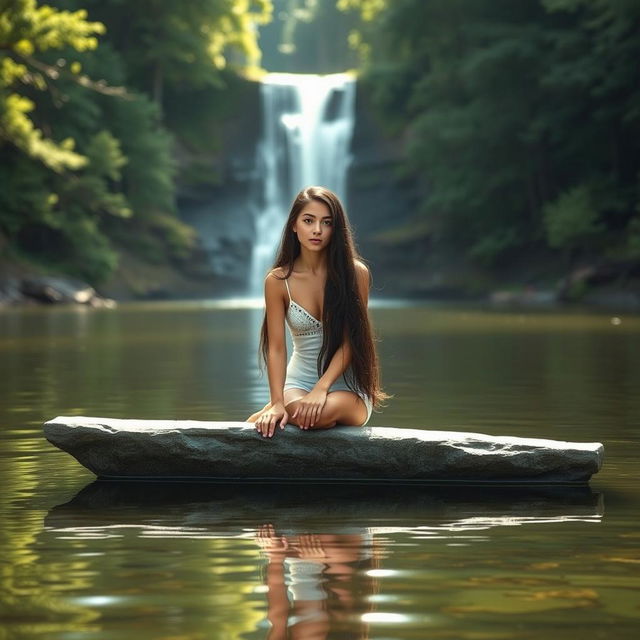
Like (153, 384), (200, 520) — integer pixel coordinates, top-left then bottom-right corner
(256, 273), (289, 437)
(256, 524), (290, 639)
(264, 272), (287, 406)
(265, 559), (289, 640)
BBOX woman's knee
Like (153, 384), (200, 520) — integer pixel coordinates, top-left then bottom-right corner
(323, 393), (368, 427)
(286, 393), (366, 429)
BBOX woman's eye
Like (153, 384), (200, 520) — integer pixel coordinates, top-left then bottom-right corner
(323, 220), (332, 226)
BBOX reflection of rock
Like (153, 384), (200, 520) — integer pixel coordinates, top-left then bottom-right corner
(44, 480), (603, 537)
(44, 416), (604, 483)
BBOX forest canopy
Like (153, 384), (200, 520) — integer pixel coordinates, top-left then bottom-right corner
(1, 0), (638, 291)
(0, 0), (271, 283)
(340, 0), (640, 274)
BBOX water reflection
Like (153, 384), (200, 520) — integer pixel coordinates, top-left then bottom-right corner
(43, 482), (603, 638)
(46, 482), (603, 533)
(3, 302), (638, 638)
(256, 524), (379, 636)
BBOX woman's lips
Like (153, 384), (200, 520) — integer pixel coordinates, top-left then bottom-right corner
(310, 239), (321, 244)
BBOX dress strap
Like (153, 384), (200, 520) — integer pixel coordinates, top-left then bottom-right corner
(284, 278), (292, 304)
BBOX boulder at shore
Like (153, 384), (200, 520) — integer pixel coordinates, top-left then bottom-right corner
(43, 416), (604, 484)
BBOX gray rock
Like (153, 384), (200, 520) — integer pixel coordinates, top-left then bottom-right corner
(19, 276), (116, 307)
(44, 416), (604, 484)
(21, 275), (95, 303)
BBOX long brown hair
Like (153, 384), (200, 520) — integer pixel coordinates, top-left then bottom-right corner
(259, 186), (388, 408)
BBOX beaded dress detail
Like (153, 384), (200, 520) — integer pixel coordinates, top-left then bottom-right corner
(286, 299), (323, 337)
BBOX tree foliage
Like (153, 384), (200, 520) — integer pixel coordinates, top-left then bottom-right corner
(543, 184), (603, 251)
(0, 0), (104, 170)
(0, 0), (272, 284)
(75, 0), (272, 106)
(341, 0), (640, 270)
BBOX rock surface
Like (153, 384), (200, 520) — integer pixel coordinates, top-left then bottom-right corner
(1, 275), (116, 307)
(44, 416), (604, 483)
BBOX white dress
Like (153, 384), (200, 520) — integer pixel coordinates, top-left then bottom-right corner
(282, 278), (373, 423)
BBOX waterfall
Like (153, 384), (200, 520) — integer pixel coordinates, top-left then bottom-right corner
(249, 72), (356, 295)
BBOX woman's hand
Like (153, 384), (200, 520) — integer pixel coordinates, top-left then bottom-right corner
(292, 533), (327, 559)
(256, 524), (289, 559)
(255, 401), (288, 438)
(292, 387), (328, 429)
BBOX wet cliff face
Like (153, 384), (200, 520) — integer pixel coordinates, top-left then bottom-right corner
(174, 76), (424, 297)
(175, 78), (262, 295)
(347, 82), (488, 300)
(347, 81), (423, 297)
(111, 75), (637, 303)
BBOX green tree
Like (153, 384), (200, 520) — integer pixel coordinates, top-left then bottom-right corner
(0, 0), (126, 281)
(0, 0), (104, 170)
(76, 0), (272, 107)
(543, 184), (603, 252)
(341, 0), (640, 272)
(1, 0), (272, 285)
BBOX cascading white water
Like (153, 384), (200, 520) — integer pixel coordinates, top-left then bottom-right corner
(249, 72), (356, 295)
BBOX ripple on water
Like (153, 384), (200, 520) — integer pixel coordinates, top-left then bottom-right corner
(0, 303), (638, 639)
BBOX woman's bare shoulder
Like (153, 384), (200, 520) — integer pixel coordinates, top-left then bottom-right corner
(264, 268), (289, 301)
(266, 266), (287, 281)
(263, 269), (287, 309)
(354, 259), (370, 277)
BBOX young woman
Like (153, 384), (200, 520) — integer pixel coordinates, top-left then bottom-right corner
(247, 185), (387, 438)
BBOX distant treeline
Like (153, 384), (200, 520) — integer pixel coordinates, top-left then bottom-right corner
(2, 0), (638, 287)
(341, 0), (640, 273)
(0, 0), (271, 283)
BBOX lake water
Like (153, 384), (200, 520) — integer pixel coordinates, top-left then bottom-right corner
(1, 301), (638, 639)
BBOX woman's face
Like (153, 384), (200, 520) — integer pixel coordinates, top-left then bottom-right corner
(292, 199), (333, 252)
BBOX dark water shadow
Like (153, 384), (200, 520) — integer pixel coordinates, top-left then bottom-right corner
(41, 481), (605, 638)
(45, 480), (604, 536)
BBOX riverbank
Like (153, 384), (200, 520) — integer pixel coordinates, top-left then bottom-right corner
(0, 244), (244, 307)
(2, 250), (639, 311)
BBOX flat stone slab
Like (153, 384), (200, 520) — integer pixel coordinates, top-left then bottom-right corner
(43, 416), (604, 484)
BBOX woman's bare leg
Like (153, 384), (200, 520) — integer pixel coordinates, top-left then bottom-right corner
(245, 401), (272, 423)
(286, 391), (368, 430)
(247, 389), (307, 424)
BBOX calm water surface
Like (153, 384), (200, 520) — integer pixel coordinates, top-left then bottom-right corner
(0, 301), (638, 639)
